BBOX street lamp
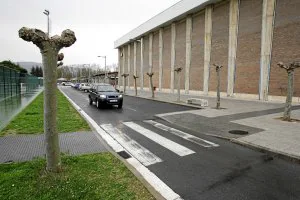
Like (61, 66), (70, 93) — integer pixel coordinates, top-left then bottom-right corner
(43, 9), (50, 37)
(97, 56), (107, 83)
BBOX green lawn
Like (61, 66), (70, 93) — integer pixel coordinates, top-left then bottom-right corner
(0, 153), (155, 200)
(0, 90), (90, 136)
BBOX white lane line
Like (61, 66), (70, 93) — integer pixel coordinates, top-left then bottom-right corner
(123, 122), (195, 156)
(59, 88), (183, 200)
(144, 120), (219, 148)
(101, 124), (162, 166)
(125, 107), (137, 112)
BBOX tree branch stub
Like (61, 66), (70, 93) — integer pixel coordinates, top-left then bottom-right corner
(213, 64), (223, 72)
(146, 72), (154, 77)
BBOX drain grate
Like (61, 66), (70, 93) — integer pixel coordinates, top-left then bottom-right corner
(117, 151), (131, 159)
(229, 130), (249, 135)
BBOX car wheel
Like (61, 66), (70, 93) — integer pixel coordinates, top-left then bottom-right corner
(117, 102), (123, 109)
(84, 89), (87, 92)
(89, 97), (93, 105)
(96, 99), (101, 109)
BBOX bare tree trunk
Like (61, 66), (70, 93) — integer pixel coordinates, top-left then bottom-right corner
(283, 70), (294, 121)
(42, 46), (61, 171)
(216, 69), (221, 109)
(124, 77), (127, 94)
(149, 76), (154, 98)
(19, 27), (76, 172)
(134, 77), (138, 96)
(177, 72), (180, 102)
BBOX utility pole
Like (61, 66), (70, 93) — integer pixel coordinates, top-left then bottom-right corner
(43, 9), (50, 37)
(98, 56), (107, 83)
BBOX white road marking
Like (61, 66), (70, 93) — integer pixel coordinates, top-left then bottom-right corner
(125, 107), (137, 112)
(101, 124), (162, 166)
(59, 87), (183, 200)
(144, 120), (219, 148)
(123, 122), (195, 156)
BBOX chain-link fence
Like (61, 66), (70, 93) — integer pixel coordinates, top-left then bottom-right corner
(0, 65), (42, 101)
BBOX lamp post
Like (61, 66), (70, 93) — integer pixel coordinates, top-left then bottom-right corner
(43, 9), (50, 37)
(97, 56), (107, 83)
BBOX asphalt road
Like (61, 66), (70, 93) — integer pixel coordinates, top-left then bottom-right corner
(61, 86), (300, 200)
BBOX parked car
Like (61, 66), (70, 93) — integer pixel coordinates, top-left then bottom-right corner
(79, 83), (92, 92)
(73, 83), (81, 90)
(61, 81), (73, 86)
(88, 83), (123, 109)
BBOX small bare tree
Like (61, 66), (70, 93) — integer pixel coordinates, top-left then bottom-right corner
(146, 72), (154, 98)
(121, 73), (129, 94)
(133, 75), (139, 96)
(213, 64), (223, 109)
(277, 62), (300, 121)
(174, 67), (183, 102)
(19, 27), (76, 172)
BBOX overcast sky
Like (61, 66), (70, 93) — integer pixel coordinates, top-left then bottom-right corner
(0, 0), (180, 68)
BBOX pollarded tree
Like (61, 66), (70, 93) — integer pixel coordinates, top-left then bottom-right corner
(213, 64), (223, 109)
(19, 27), (76, 172)
(121, 73), (129, 94)
(277, 62), (300, 121)
(174, 67), (182, 102)
(133, 75), (139, 96)
(146, 72), (154, 98)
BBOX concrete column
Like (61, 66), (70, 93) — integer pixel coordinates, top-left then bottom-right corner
(122, 46), (125, 89)
(149, 33), (153, 91)
(134, 41), (137, 76)
(185, 16), (192, 94)
(140, 37), (144, 90)
(171, 23), (176, 93)
(127, 44), (131, 88)
(227, 0), (240, 97)
(259, 0), (276, 101)
(149, 33), (153, 73)
(203, 5), (213, 95)
(118, 48), (121, 87)
(159, 28), (163, 91)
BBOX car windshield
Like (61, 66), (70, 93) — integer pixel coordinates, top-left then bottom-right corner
(96, 85), (116, 92)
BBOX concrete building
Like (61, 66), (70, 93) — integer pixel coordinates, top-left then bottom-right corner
(114, 0), (300, 102)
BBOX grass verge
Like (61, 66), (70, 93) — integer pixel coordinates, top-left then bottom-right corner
(0, 90), (90, 136)
(0, 153), (155, 200)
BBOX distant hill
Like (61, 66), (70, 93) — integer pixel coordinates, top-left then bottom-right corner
(16, 62), (42, 72)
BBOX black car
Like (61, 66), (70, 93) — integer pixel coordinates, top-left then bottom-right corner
(88, 83), (123, 109)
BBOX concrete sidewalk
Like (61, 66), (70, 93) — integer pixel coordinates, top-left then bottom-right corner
(124, 88), (300, 162)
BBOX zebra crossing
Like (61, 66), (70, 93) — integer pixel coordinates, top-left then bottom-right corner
(101, 120), (219, 167)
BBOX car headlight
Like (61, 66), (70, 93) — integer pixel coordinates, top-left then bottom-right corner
(99, 94), (106, 98)
(119, 94), (123, 98)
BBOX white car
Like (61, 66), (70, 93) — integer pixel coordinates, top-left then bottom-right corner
(79, 83), (92, 92)
(61, 81), (73, 86)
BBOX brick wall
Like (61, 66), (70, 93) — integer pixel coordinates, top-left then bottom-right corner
(190, 12), (205, 91)
(235, 0), (262, 94)
(175, 20), (186, 89)
(152, 31), (160, 88)
(143, 36), (149, 88)
(210, 1), (229, 92)
(269, 0), (300, 97)
(162, 26), (171, 89)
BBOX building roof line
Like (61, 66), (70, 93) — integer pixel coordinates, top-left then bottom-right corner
(114, 0), (220, 48)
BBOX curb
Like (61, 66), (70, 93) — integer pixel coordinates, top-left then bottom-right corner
(125, 93), (202, 109)
(58, 87), (183, 200)
(231, 139), (300, 164)
(155, 112), (300, 164)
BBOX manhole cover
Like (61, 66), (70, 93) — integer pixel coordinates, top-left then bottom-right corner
(229, 130), (249, 135)
(117, 151), (131, 159)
